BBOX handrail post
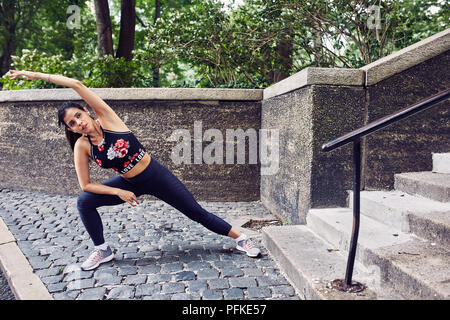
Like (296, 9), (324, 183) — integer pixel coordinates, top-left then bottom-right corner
(322, 89), (448, 293)
(344, 138), (361, 288)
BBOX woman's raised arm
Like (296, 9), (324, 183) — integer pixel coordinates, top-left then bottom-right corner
(8, 69), (80, 88)
(7, 70), (127, 129)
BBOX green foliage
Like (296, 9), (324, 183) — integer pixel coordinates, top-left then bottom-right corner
(0, 49), (72, 89)
(1, 49), (147, 89)
(79, 54), (140, 88)
(140, 0), (274, 88)
(392, 0), (449, 48)
(1, 0), (448, 90)
(281, 0), (449, 69)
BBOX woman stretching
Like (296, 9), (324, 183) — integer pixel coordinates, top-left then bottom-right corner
(8, 69), (261, 271)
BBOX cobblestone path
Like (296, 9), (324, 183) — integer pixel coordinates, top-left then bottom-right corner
(0, 188), (299, 300)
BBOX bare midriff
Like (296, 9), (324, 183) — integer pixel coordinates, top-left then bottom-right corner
(119, 152), (151, 178)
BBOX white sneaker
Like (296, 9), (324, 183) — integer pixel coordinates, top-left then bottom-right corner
(81, 246), (114, 271)
(235, 234), (261, 258)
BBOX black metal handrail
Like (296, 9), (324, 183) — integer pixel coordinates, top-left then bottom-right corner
(322, 89), (450, 152)
(321, 88), (450, 290)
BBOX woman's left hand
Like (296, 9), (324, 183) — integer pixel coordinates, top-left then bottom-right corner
(7, 69), (38, 81)
(116, 189), (140, 207)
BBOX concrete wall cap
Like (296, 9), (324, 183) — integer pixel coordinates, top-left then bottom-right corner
(361, 28), (450, 86)
(263, 67), (365, 100)
(0, 87), (263, 102)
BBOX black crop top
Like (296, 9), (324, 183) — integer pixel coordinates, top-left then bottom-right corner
(87, 120), (147, 174)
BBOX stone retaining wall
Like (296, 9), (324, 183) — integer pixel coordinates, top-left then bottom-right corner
(0, 90), (262, 202)
(363, 51), (450, 190)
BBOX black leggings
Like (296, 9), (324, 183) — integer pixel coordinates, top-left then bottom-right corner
(77, 156), (232, 246)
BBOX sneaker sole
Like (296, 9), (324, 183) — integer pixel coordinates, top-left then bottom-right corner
(235, 246), (261, 258)
(81, 253), (114, 271)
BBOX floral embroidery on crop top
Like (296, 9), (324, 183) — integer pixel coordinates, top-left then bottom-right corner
(87, 120), (146, 174)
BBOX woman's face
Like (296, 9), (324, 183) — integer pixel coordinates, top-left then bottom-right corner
(63, 107), (93, 134)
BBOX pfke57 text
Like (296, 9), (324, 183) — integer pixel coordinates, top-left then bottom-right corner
(182, 304), (267, 318)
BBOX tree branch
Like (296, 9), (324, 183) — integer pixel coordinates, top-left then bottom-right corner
(136, 13), (147, 28)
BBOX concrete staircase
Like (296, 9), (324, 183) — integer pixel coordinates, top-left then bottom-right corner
(262, 153), (450, 300)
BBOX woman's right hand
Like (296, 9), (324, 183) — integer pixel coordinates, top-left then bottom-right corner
(7, 69), (38, 81)
(116, 189), (140, 207)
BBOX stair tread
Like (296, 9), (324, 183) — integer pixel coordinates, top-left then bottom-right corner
(262, 225), (382, 299)
(394, 171), (450, 202)
(395, 171), (450, 188)
(372, 239), (450, 299)
(353, 190), (450, 246)
(355, 190), (450, 233)
(307, 208), (450, 298)
(308, 207), (414, 249)
(359, 190), (450, 214)
(433, 153), (450, 174)
(264, 225), (348, 278)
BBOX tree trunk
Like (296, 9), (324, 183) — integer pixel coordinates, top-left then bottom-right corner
(0, 1), (17, 83)
(152, 0), (161, 87)
(94, 0), (114, 56)
(0, 41), (14, 77)
(116, 0), (136, 61)
(312, 20), (325, 67)
(0, 50), (12, 89)
(270, 28), (293, 83)
(269, 28), (293, 83)
(0, 0), (44, 89)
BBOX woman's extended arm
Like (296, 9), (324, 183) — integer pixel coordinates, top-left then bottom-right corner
(8, 69), (129, 131)
(8, 70), (80, 88)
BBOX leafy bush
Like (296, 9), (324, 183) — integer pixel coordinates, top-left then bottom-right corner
(0, 48), (151, 89)
(0, 49), (73, 90)
(80, 54), (139, 88)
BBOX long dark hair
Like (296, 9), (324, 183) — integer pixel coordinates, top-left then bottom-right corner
(57, 101), (92, 151)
